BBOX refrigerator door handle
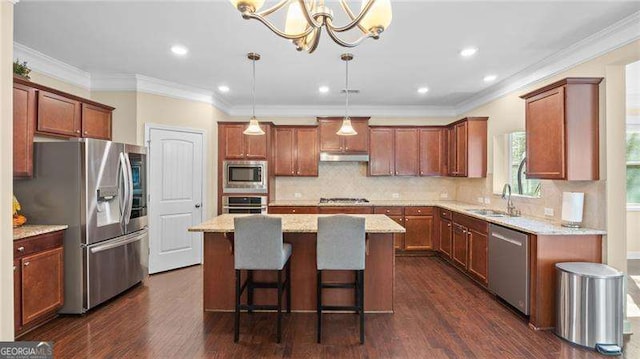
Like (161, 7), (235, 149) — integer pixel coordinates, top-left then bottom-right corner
(89, 232), (144, 253)
(119, 152), (130, 228)
(124, 153), (134, 225)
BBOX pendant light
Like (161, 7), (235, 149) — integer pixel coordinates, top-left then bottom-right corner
(243, 52), (265, 136)
(337, 53), (357, 136)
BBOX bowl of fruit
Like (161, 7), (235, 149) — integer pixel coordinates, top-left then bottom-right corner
(13, 195), (26, 227)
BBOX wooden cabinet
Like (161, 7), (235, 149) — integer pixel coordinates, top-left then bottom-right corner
(273, 126), (318, 176)
(394, 128), (419, 176)
(446, 117), (487, 178)
(419, 128), (446, 176)
(374, 207), (405, 250)
(368, 128), (394, 176)
(318, 206), (373, 214)
(452, 223), (468, 268)
(467, 228), (488, 284)
(268, 206), (319, 214)
(13, 83), (36, 177)
(221, 123), (269, 160)
(14, 230), (64, 338)
(318, 117), (369, 153)
(82, 103), (112, 140)
(37, 90), (82, 137)
(521, 78), (602, 180)
(438, 210), (453, 258)
(376, 206), (433, 252)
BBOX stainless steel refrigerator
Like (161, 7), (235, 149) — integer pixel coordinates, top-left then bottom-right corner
(14, 139), (148, 314)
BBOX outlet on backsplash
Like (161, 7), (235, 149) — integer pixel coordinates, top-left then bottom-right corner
(392, 193), (400, 199)
(294, 193), (302, 198)
(544, 208), (554, 217)
(477, 197), (484, 204)
(484, 197), (491, 205)
(440, 192), (449, 199)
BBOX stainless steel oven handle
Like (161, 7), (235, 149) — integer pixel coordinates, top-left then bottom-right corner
(90, 233), (145, 253)
(492, 233), (523, 247)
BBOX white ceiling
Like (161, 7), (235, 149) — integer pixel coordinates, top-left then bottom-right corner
(13, 0), (640, 115)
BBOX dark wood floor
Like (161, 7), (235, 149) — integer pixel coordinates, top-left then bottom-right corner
(21, 257), (639, 358)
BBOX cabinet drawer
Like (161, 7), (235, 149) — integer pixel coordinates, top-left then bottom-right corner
(452, 212), (488, 234)
(318, 206), (373, 214)
(439, 208), (452, 220)
(404, 206), (432, 216)
(14, 231), (64, 259)
(374, 207), (403, 216)
(268, 206), (318, 214)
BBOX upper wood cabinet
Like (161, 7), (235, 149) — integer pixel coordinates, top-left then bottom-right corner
(220, 123), (269, 160)
(82, 104), (112, 140)
(318, 117), (370, 153)
(446, 117), (487, 178)
(419, 128), (446, 176)
(273, 126), (318, 176)
(394, 128), (420, 176)
(368, 127), (394, 176)
(37, 90), (82, 137)
(13, 83), (36, 177)
(521, 77), (602, 180)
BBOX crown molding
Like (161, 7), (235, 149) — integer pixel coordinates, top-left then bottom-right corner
(13, 42), (91, 89)
(228, 105), (457, 118)
(455, 10), (640, 115)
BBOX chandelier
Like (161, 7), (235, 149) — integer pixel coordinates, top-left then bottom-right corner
(229, 0), (392, 53)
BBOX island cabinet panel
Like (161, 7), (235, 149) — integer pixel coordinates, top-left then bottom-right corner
(14, 230), (64, 338)
(81, 103), (112, 140)
(521, 78), (602, 180)
(318, 117), (369, 153)
(318, 206), (373, 214)
(268, 206), (319, 214)
(394, 128), (420, 176)
(419, 128), (446, 176)
(13, 83), (36, 177)
(404, 215), (433, 250)
(273, 126), (318, 177)
(221, 123), (269, 160)
(37, 90), (82, 137)
(368, 128), (394, 176)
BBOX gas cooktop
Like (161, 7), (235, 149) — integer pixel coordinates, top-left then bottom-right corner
(319, 198), (370, 204)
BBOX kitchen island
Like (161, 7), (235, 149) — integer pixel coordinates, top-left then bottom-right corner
(189, 214), (405, 313)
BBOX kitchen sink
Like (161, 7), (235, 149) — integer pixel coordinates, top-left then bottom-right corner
(465, 209), (508, 217)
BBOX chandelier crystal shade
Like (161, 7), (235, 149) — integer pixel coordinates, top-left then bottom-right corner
(243, 52), (266, 136)
(229, 0), (392, 53)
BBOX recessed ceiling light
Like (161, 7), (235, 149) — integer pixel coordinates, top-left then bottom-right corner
(460, 47), (478, 57)
(218, 85), (230, 93)
(170, 45), (188, 56)
(417, 87), (429, 94)
(318, 86), (330, 94)
(483, 75), (497, 82)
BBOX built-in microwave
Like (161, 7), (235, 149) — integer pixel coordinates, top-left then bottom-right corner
(223, 160), (267, 193)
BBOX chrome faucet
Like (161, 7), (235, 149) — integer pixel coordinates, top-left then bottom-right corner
(501, 184), (521, 217)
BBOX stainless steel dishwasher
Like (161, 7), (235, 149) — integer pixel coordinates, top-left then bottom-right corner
(488, 224), (530, 315)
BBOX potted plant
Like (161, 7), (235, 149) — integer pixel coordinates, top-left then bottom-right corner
(13, 59), (31, 80)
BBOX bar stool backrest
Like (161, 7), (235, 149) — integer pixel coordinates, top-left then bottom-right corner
(317, 215), (366, 270)
(234, 215), (284, 270)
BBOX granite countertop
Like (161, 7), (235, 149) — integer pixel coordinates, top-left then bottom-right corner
(267, 200), (606, 236)
(189, 214), (406, 234)
(14, 224), (69, 241)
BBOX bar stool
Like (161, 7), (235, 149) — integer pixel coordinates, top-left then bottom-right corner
(234, 215), (292, 343)
(316, 215), (366, 344)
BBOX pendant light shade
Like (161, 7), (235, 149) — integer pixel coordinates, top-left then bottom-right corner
(337, 53), (357, 136)
(243, 52), (265, 136)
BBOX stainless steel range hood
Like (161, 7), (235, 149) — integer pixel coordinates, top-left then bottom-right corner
(320, 152), (369, 162)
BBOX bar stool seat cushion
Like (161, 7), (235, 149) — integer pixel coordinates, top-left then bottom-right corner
(317, 215), (366, 270)
(234, 215), (291, 270)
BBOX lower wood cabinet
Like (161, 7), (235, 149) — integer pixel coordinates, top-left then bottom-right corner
(467, 228), (488, 284)
(318, 206), (373, 214)
(14, 230), (65, 337)
(439, 218), (452, 257)
(445, 211), (489, 286)
(375, 206), (433, 253)
(451, 223), (468, 268)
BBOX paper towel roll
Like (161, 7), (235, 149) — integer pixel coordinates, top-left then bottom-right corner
(562, 192), (584, 226)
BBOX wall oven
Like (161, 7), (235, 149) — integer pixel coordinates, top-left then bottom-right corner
(222, 196), (268, 214)
(223, 160), (267, 193)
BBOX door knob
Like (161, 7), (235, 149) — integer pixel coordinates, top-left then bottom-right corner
(195, 203), (201, 208)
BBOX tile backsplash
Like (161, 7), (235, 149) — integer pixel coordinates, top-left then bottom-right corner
(275, 162), (458, 201)
(275, 163), (605, 230)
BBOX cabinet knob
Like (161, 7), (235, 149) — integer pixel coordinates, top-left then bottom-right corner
(17, 246), (24, 252)
(291, 170), (294, 174)
(420, 171), (424, 175)
(418, 210), (421, 213)
(386, 210), (390, 213)
(447, 223), (451, 227)
(292, 209), (296, 213)
(75, 130), (80, 134)
(395, 171), (398, 175)
(13, 266), (16, 271)
(297, 171), (300, 175)
(23, 262), (30, 267)
(405, 218), (409, 221)
(345, 146), (349, 150)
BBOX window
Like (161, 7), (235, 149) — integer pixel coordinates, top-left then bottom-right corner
(507, 132), (541, 197)
(627, 129), (640, 205)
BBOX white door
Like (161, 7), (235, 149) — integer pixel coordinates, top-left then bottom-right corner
(148, 127), (204, 274)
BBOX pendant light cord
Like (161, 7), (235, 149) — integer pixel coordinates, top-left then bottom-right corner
(345, 57), (349, 119)
(252, 57), (256, 119)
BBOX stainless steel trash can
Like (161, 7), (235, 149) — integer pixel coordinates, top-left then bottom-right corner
(555, 262), (624, 354)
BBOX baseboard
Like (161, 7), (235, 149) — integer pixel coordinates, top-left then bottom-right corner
(627, 251), (640, 259)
